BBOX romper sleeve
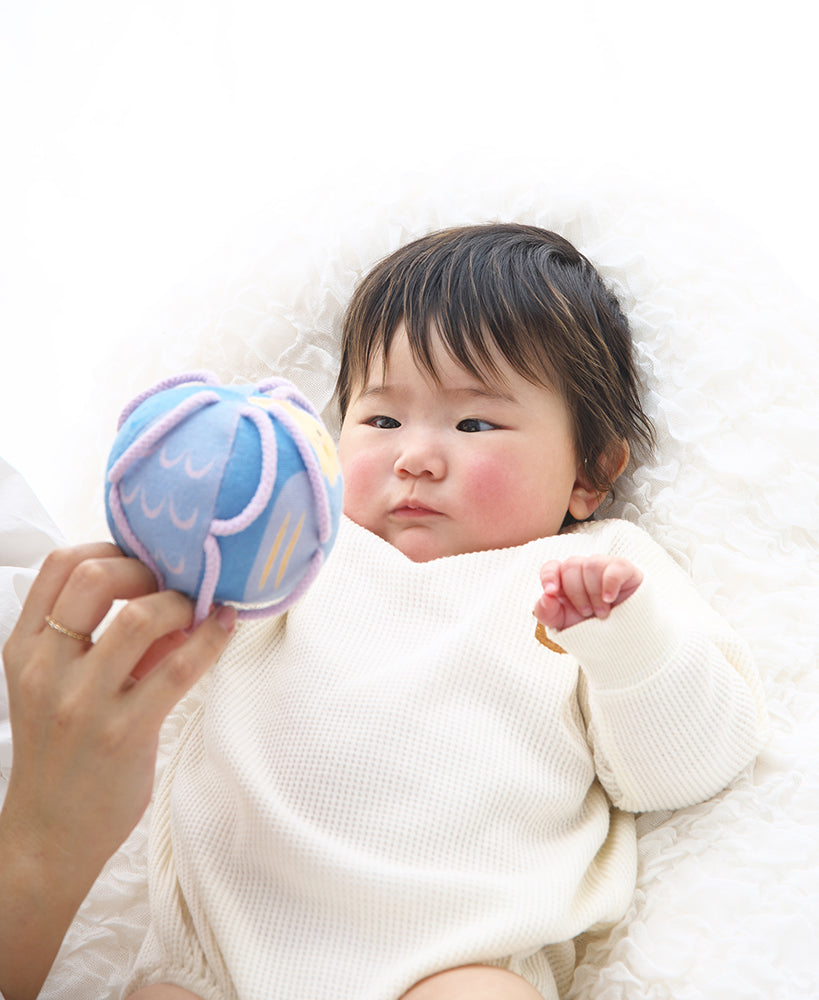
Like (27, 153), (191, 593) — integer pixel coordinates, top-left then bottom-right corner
(543, 520), (769, 813)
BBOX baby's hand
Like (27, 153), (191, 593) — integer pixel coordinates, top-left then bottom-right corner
(534, 555), (643, 631)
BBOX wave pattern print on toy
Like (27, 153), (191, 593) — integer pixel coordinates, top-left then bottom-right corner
(105, 372), (343, 625)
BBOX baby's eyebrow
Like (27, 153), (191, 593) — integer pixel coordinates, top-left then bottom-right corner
(453, 385), (516, 403)
(358, 383), (392, 399)
(358, 383), (517, 404)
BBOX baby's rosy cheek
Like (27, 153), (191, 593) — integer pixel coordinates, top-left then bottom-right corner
(462, 456), (516, 510)
(339, 452), (380, 516)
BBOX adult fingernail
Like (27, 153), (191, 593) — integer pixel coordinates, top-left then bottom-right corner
(214, 606), (237, 633)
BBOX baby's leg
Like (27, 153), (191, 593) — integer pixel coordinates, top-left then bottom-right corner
(126, 985), (204, 1000)
(401, 965), (544, 999)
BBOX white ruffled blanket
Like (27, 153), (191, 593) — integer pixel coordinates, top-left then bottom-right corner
(33, 173), (819, 998)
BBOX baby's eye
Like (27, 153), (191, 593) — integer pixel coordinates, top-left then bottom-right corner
(367, 415), (401, 429)
(457, 418), (496, 433)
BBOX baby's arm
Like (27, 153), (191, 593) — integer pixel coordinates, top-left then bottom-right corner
(534, 555), (643, 630)
(533, 525), (769, 813)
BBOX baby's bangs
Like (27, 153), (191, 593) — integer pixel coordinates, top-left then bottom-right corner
(399, 255), (556, 392)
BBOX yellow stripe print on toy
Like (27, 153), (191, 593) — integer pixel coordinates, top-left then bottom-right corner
(259, 510), (307, 591)
(247, 395), (340, 596)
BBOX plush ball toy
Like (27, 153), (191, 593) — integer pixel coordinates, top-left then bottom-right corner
(105, 371), (343, 625)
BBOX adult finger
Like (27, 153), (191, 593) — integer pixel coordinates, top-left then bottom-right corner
(127, 629), (189, 683)
(90, 588), (199, 692)
(10, 543), (123, 639)
(128, 605), (237, 726)
(47, 554), (160, 642)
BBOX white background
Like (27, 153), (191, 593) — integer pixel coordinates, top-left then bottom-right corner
(1, 0), (816, 538)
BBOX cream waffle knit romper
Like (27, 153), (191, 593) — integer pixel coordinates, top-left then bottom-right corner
(127, 517), (767, 1000)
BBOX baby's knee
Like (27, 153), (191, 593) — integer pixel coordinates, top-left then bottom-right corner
(400, 964), (544, 999)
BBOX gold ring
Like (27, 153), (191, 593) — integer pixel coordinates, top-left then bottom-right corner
(45, 615), (93, 644)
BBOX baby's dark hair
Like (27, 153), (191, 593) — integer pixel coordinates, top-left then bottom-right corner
(336, 223), (655, 496)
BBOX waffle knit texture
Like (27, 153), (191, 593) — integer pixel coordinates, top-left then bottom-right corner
(126, 516), (767, 1000)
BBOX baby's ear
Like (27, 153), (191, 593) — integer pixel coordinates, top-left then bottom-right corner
(567, 440), (630, 521)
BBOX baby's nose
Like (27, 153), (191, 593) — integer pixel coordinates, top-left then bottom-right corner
(394, 433), (446, 480)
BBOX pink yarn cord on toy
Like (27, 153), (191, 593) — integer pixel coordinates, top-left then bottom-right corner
(218, 382), (334, 621)
(110, 374), (336, 625)
(195, 535), (222, 625)
(116, 371), (219, 430)
(109, 391), (221, 483)
(267, 391), (334, 545)
(107, 483), (164, 587)
(210, 404), (278, 538)
(193, 402), (278, 623)
(108, 389), (221, 594)
(255, 377), (322, 421)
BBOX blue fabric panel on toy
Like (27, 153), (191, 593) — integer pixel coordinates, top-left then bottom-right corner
(107, 392), (239, 596)
(214, 409), (315, 607)
(105, 376), (343, 619)
(218, 470), (310, 606)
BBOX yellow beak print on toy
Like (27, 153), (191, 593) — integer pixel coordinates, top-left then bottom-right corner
(249, 396), (341, 488)
(105, 373), (343, 625)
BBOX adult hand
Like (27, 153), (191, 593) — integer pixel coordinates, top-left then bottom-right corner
(534, 555), (643, 631)
(0, 543), (236, 1000)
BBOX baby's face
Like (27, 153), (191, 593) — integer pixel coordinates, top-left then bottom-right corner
(338, 325), (600, 562)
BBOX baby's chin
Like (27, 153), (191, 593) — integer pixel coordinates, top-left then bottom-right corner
(352, 516), (539, 562)
(393, 524), (565, 561)
(388, 527), (484, 563)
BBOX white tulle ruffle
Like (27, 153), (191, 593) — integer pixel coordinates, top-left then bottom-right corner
(43, 169), (819, 999)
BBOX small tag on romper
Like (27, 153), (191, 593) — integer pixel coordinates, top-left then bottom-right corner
(534, 621), (567, 655)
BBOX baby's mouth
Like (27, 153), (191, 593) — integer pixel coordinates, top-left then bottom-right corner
(391, 502), (442, 518)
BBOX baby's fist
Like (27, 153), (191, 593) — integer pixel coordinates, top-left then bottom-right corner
(534, 555), (643, 631)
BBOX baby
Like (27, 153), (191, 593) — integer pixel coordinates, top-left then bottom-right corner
(125, 224), (767, 1000)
